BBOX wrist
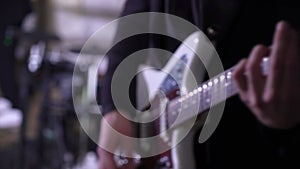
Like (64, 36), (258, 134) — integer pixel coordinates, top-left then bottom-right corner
(98, 110), (134, 155)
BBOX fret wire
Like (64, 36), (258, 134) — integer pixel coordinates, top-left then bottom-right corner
(170, 67), (238, 122)
(167, 58), (269, 128)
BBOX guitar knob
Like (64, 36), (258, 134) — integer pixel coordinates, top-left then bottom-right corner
(206, 25), (220, 40)
(157, 156), (171, 169)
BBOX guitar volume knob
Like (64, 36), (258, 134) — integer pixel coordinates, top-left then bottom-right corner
(157, 156), (171, 168)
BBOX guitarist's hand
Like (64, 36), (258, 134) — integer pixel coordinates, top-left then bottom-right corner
(233, 21), (300, 129)
(97, 111), (134, 169)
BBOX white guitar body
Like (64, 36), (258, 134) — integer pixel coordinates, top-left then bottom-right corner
(137, 31), (217, 169)
(136, 27), (270, 169)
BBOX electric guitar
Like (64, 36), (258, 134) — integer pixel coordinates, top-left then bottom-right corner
(130, 31), (270, 169)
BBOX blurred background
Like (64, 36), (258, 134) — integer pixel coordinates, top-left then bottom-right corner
(0, 0), (126, 168)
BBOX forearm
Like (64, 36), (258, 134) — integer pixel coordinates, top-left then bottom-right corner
(98, 110), (134, 149)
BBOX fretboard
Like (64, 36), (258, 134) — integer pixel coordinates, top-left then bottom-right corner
(165, 57), (269, 129)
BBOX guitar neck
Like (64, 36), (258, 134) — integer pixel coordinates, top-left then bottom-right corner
(166, 57), (269, 128)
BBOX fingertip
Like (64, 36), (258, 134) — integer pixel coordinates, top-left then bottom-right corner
(234, 58), (247, 73)
(276, 20), (290, 31)
(253, 44), (268, 54)
(239, 58), (248, 64)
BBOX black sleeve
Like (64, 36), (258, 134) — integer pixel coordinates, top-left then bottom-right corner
(258, 123), (300, 166)
(100, 0), (150, 116)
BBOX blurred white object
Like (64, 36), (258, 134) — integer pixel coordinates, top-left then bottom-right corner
(98, 55), (108, 76)
(0, 109), (22, 129)
(83, 151), (98, 169)
(50, 0), (126, 51)
(0, 97), (12, 113)
(22, 12), (37, 33)
(73, 151), (98, 169)
(0, 97), (22, 129)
